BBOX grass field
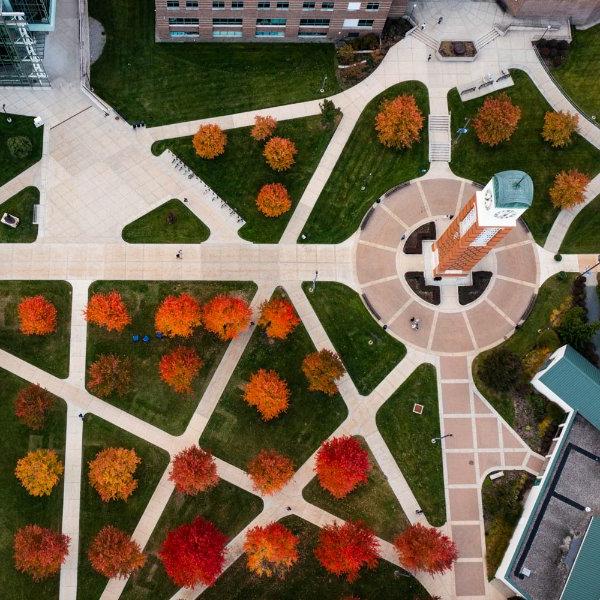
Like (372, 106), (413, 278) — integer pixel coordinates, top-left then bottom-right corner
(302, 436), (409, 542)
(89, 0), (339, 126)
(200, 288), (348, 470)
(559, 194), (600, 253)
(0, 280), (72, 378)
(302, 282), (406, 395)
(376, 364), (446, 526)
(152, 115), (336, 242)
(0, 187), (39, 243)
(86, 280), (256, 435)
(448, 69), (600, 245)
(0, 368), (66, 600)
(122, 199), (210, 243)
(300, 81), (430, 243)
(0, 114), (43, 187)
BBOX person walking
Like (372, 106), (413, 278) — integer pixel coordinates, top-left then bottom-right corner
(427, 54), (432, 61)
(437, 16), (443, 24)
(176, 250), (182, 259)
(420, 22), (426, 30)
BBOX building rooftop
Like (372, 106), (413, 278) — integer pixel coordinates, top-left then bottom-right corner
(561, 517), (600, 600)
(493, 170), (534, 209)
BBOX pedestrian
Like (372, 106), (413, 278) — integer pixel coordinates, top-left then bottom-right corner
(286, 506), (291, 511)
(415, 509), (423, 515)
(438, 16), (443, 24)
(415, 318), (421, 331)
(427, 54), (432, 62)
(176, 250), (182, 259)
(410, 317), (415, 323)
(183, 197), (188, 203)
(78, 413), (84, 420)
(420, 22), (426, 30)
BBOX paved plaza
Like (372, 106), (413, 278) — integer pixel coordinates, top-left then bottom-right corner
(1, 1), (600, 599)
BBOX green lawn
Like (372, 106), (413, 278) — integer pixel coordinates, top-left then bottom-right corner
(300, 81), (430, 243)
(122, 199), (210, 244)
(0, 368), (66, 600)
(0, 114), (43, 187)
(560, 194), (600, 253)
(152, 115), (337, 243)
(86, 281), (256, 435)
(302, 282), (406, 395)
(375, 364), (446, 526)
(200, 288), (348, 470)
(448, 69), (600, 245)
(201, 516), (430, 599)
(552, 25), (600, 119)
(302, 436), (408, 542)
(89, 0), (339, 126)
(0, 281), (72, 378)
(77, 414), (170, 600)
(121, 481), (263, 599)
(0, 187), (39, 243)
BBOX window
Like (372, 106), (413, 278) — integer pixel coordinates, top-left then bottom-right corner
(256, 30), (285, 36)
(167, 0), (179, 8)
(212, 17), (243, 23)
(232, 0), (244, 7)
(459, 208), (476, 237)
(213, 29), (242, 36)
(276, 2), (289, 8)
(212, 0), (225, 8)
(299, 17), (330, 25)
(358, 19), (373, 26)
(256, 17), (287, 24)
(303, 1), (315, 8)
(169, 17), (199, 23)
(342, 18), (358, 26)
(471, 227), (501, 247)
(185, 0), (198, 6)
(258, 1), (270, 7)
(347, 1), (360, 9)
(298, 30), (327, 36)
(321, 1), (334, 9)
(366, 2), (378, 9)
(170, 30), (199, 36)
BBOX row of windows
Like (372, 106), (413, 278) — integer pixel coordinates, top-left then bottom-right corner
(170, 16), (372, 25)
(167, 0), (379, 9)
(170, 29), (331, 38)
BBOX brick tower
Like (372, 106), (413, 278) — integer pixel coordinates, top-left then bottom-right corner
(433, 171), (533, 278)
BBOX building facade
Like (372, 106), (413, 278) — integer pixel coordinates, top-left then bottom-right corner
(155, 0), (407, 42)
(500, 0), (600, 27)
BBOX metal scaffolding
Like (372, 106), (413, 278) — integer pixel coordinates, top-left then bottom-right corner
(11, 0), (50, 24)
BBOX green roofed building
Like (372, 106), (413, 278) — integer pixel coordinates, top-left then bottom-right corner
(492, 170), (534, 210)
(561, 518), (600, 600)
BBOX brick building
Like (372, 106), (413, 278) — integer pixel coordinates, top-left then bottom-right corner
(499, 0), (600, 27)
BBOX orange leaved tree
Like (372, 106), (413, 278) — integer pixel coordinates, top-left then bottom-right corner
(394, 523), (458, 575)
(244, 522), (299, 577)
(87, 354), (133, 398)
(473, 92), (521, 146)
(258, 297), (300, 340)
(169, 445), (219, 495)
(88, 447), (141, 502)
(263, 137), (297, 172)
(14, 384), (55, 430)
(251, 115), (277, 141)
(302, 349), (345, 396)
(202, 294), (252, 340)
(247, 449), (294, 495)
(15, 449), (64, 497)
(85, 290), (131, 332)
(193, 124), (227, 159)
(244, 369), (290, 421)
(375, 94), (424, 149)
(314, 521), (380, 582)
(315, 436), (371, 498)
(155, 292), (202, 338)
(256, 183), (292, 217)
(13, 525), (70, 581)
(548, 169), (590, 209)
(18, 295), (57, 335)
(159, 346), (203, 394)
(88, 526), (146, 579)
(542, 110), (578, 148)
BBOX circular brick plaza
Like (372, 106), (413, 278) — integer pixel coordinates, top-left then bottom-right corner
(354, 177), (540, 354)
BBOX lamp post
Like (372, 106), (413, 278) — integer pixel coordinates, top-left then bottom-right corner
(310, 270), (319, 293)
(409, 2), (417, 19)
(582, 255), (600, 276)
(320, 75), (328, 94)
(539, 24), (552, 41)
(431, 433), (453, 444)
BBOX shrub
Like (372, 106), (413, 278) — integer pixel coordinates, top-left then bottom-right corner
(302, 349), (345, 396)
(549, 169), (590, 209)
(244, 522), (299, 578)
(375, 94), (424, 149)
(155, 292), (202, 338)
(244, 369), (290, 421)
(556, 306), (600, 352)
(256, 183), (292, 217)
(473, 92), (521, 146)
(536, 328), (561, 351)
(85, 291), (131, 332)
(13, 525), (70, 581)
(341, 62), (366, 83)
(18, 295), (57, 335)
(523, 346), (551, 378)
(263, 137), (297, 172)
(7, 135), (33, 159)
(87, 354), (133, 397)
(15, 449), (64, 497)
(169, 445), (219, 495)
(88, 526), (146, 578)
(320, 98), (342, 129)
(14, 384), (54, 430)
(247, 449), (294, 495)
(251, 115), (277, 141)
(542, 111), (578, 148)
(336, 43), (355, 64)
(258, 297), (300, 340)
(88, 447), (141, 502)
(478, 348), (523, 392)
(193, 124), (227, 159)
(202, 294), (252, 340)
(159, 346), (203, 394)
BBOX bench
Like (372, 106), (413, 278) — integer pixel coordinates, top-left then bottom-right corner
(361, 293), (381, 321)
(517, 294), (537, 327)
(384, 181), (411, 197)
(360, 207), (375, 231)
(32, 204), (40, 225)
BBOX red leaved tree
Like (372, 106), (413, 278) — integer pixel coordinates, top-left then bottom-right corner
(244, 369), (290, 421)
(263, 137), (297, 172)
(258, 297), (300, 340)
(244, 522), (299, 577)
(302, 349), (345, 396)
(473, 92), (521, 146)
(251, 115), (277, 141)
(88, 526), (146, 579)
(18, 295), (57, 335)
(169, 445), (219, 495)
(87, 354), (133, 397)
(256, 183), (292, 217)
(155, 293), (202, 338)
(159, 517), (227, 588)
(542, 110), (579, 148)
(548, 169), (590, 209)
(14, 384), (54, 430)
(315, 436), (371, 498)
(202, 294), (252, 340)
(247, 449), (294, 495)
(88, 447), (141, 502)
(159, 346), (203, 394)
(393, 523), (458, 575)
(15, 448), (64, 497)
(13, 525), (70, 581)
(314, 521), (380, 582)
(85, 290), (131, 332)
(193, 124), (227, 159)
(375, 94), (424, 149)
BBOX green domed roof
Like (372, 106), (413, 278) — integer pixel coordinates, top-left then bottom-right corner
(492, 170), (534, 209)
